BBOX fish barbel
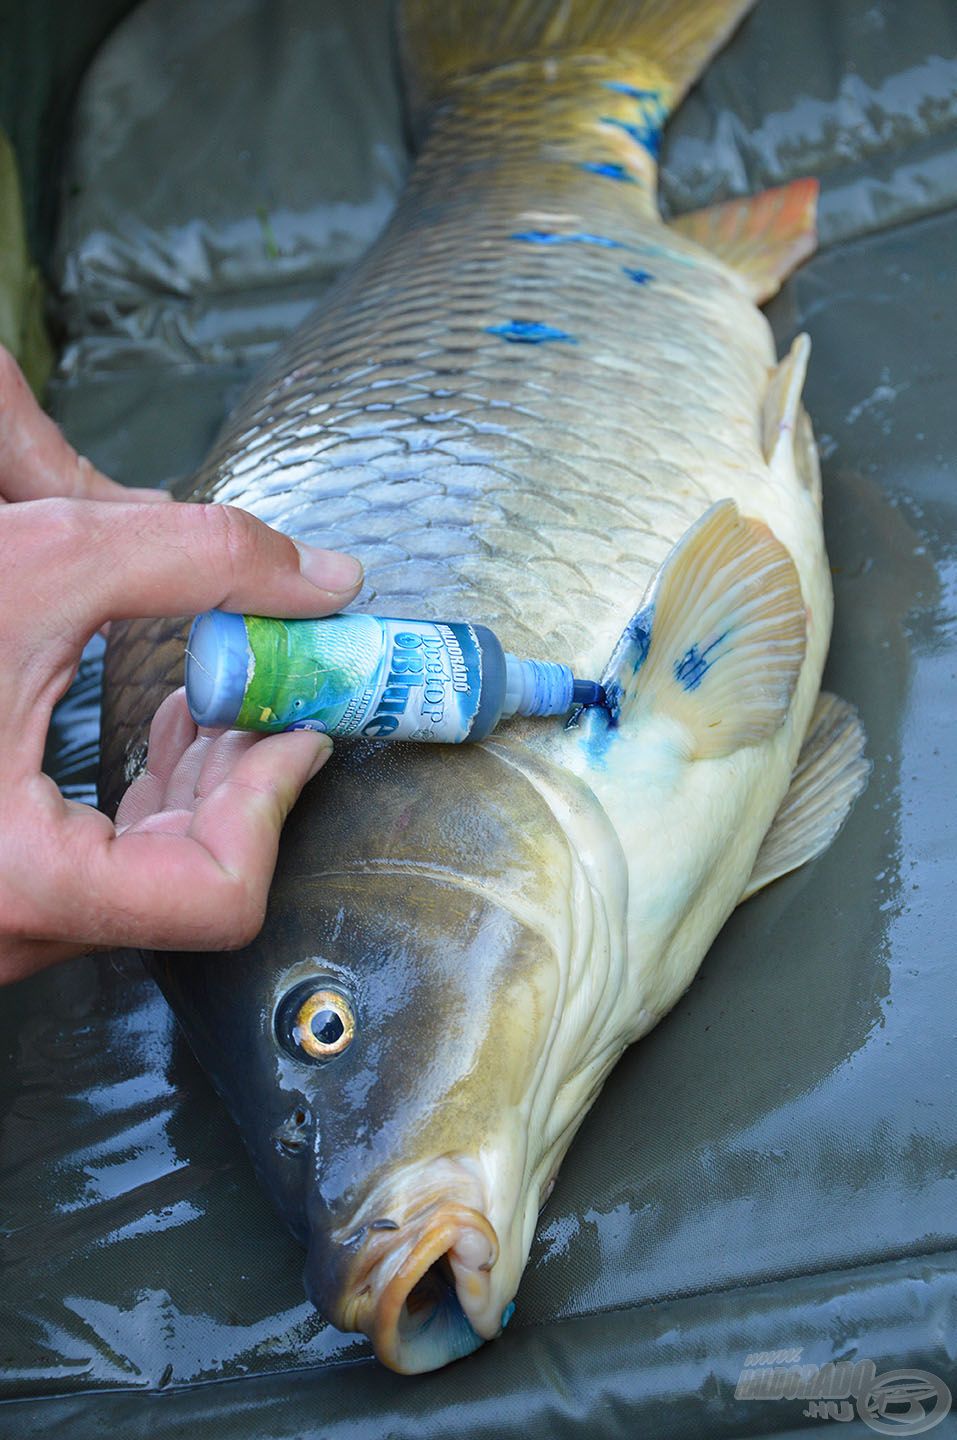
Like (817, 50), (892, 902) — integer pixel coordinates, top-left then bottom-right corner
(100, 0), (868, 1373)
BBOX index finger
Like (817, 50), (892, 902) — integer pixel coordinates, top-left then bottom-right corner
(19, 729), (332, 953)
(0, 346), (169, 505)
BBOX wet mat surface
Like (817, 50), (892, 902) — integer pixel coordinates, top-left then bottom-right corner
(2, 1), (956, 1435)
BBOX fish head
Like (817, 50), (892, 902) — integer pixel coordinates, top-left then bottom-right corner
(289, 873), (557, 1372)
(149, 739), (621, 1373)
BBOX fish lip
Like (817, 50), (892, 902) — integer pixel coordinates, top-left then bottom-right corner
(315, 1201), (501, 1374)
(373, 1203), (500, 1373)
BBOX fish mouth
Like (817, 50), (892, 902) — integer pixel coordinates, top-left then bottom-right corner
(310, 1202), (502, 1374)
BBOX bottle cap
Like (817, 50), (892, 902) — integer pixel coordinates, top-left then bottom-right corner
(185, 610), (251, 729)
(502, 656), (607, 719)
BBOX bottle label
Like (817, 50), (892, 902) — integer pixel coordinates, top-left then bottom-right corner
(235, 615), (483, 742)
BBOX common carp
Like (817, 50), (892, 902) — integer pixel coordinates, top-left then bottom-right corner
(100, 0), (869, 1374)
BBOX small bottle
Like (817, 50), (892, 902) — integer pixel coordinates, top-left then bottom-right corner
(185, 611), (604, 743)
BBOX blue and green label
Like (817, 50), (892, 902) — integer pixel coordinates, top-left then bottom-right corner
(235, 615), (483, 742)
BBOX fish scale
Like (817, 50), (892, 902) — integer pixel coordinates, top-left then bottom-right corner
(101, 187), (765, 792)
(104, 85), (770, 790)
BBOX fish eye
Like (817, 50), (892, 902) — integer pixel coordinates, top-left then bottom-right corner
(277, 983), (355, 1062)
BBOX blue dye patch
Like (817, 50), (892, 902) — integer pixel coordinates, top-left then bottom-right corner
(674, 634), (727, 691)
(619, 609), (654, 687)
(501, 1302), (516, 1330)
(581, 707), (616, 771)
(580, 161), (635, 182)
(623, 266), (654, 285)
(575, 605), (656, 769)
(510, 230), (624, 249)
(603, 81), (661, 102)
(603, 678), (624, 727)
(597, 86), (668, 161)
(486, 320), (576, 344)
(601, 114), (663, 161)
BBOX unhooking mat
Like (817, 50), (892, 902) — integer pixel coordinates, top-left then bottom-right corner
(2, 2), (957, 1436)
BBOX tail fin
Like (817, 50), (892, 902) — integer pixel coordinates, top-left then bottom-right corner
(400, 0), (758, 120)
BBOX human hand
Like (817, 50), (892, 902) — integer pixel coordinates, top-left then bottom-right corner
(0, 346), (362, 984)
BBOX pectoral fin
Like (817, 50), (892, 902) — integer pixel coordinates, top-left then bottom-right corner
(669, 178), (819, 304)
(742, 692), (870, 900)
(601, 500), (806, 759)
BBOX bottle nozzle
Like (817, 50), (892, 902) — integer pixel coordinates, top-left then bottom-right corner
(572, 679), (607, 709)
(503, 656), (605, 719)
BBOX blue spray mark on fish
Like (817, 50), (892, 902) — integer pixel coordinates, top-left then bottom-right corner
(486, 321), (577, 344)
(599, 86), (668, 160)
(674, 634), (727, 691)
(603, 679), (624, 727)
(580, 707), (616, 771)
(633, 626), (653, 669)
(573, 606), (654, 770)
(510, 231), (625, 248)
(580, 161), (635, 182)
(601, 115), (663, 160)
(616, 607), (655, 695)
(512, 236), (657, 280)
(603, 81), (661, 102)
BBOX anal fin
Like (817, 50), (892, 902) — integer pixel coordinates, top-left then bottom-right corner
(670, 177), (819, 304)
(741, 692), (870, 901)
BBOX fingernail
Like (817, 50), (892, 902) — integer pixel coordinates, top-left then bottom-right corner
(295, 542), (363, 594)
(307, 734), (334, 780)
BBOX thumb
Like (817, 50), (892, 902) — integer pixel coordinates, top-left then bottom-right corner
(13, 497), (363, 641)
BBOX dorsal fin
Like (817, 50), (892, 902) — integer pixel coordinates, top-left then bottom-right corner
(670, 178), (819, 304)
(600, 500), (807, 759)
